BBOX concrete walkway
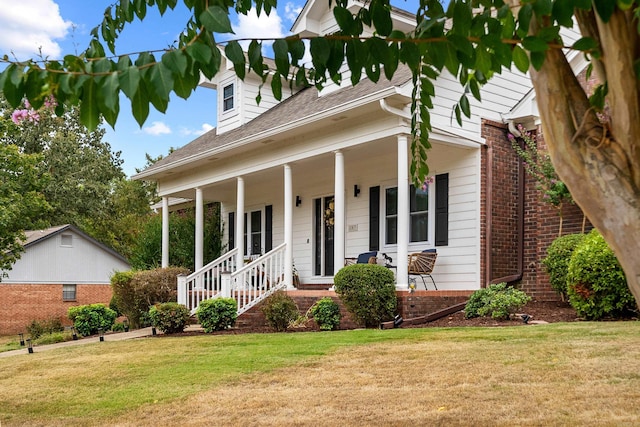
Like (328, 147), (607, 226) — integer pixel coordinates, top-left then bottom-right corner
(0, 324), (202, 359)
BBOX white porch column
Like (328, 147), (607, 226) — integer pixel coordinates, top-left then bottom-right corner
(195, 187), (204, 271)
(284, 164), (293, 289)
(236, 177), (245, 269)
(334, 150), (345, 274)
(161, 196), (169, 268)
(397, 135), (409, 288)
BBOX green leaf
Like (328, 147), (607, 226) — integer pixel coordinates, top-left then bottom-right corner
(551, 0), (575, 27)
(149, 62), (174, 102)
(589, 82), (608, 110)
(247, 40), (265, 78)
(522, 36), (550, 52)
(459, 94), (471, 118)
(529, 51), (546, 70)
(371, 1), (392, 36)
(199, 6), (233, 33)
(271, 72), (282, 100)
(162, 49), (188, 75)
(118, 65), (140, 99)
(80, 78), (100, 131)
(468, 78), (481, 102)
(25, 69), (46, 110)
(512, 45), (530, 73)
(173, 69), (198, 99)
(272, 39), (290, 77)
(186, 42), (213, 65)
(287, 37), (305, 64)
(452, 1), (472, 32)
(131, 83), (150, 127)
(310, 37), (331, 70)
(225, 41), (246, 80)
(594, 0), (615, 22)
(617, 0), (634, 11)
(517, 3), (533, 36)
(98, 72), (120, 111)
(3, 64), (25, 107)
(532, 0), (552, 17)
(572, 37), (599, 52)
(333, 7), (354, 34)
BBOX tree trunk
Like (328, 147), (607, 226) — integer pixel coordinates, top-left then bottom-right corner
(527, 8), (640, 305)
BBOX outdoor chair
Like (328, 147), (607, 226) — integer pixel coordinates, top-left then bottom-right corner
(407, 249), (438, 290)
(344, 251), (378, 266)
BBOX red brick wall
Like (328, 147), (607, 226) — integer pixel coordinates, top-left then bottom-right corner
(0, 284), (113, 335)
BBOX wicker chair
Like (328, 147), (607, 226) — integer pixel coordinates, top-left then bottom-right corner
(408, 250), (438, 290)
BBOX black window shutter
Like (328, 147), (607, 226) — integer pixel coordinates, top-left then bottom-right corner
(265, 205), (273, 252)
(228, 212), (235, 250)
(435, 173), (449, 246)
(369, 186), (380, 251)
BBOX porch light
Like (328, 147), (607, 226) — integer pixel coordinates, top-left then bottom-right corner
(71, 326), (78, 341)
(18, 333), (25, 346)
(26, 338), (33, 354)
(354, 184), (360, 197)
(98, 328), (104, 342)
(123, 319), (129, 332)
(295, 195), (302, 207)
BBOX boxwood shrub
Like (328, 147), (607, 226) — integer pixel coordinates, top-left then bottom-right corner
(261, 291), (299, 332)
(333, 264), (396, 328)
(148, 302), (191, 334)
(542, 233), (586, 300)
(465, 283), (530, 320)
(566, 229), (636, 320)
(67, 304), (117, 337)
(310, 297), (341, 331)
(196, 298), (238, 332)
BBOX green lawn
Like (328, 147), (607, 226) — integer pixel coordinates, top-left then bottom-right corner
(1, 322), (639, 426)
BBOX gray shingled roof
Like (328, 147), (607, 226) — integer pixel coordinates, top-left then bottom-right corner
(138, 66), (414, 176)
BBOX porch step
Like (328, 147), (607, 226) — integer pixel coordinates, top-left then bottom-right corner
(295, 283), (333, 291)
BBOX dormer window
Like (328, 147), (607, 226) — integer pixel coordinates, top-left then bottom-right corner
(223, 84), (234, 112)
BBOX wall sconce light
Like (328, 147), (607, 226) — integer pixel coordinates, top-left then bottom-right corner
(98, 328), (105, 342)
(71, 326), (78, 341)
(354, 184), (361, 197)
(18, 333), (25, 346)
(27, 338), (33, 354)
(295, 195), (302, 207)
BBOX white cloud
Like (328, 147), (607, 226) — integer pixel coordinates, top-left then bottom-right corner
(285, 2), (303, 23)
(143, 121), (172, 136)
(232, 8), (286, 52)
(0, 0), (72, 60)
(180, 123), (214, 136)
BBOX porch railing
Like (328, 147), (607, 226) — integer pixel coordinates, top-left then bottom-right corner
(177, 248), (238, 312)
(233, 243), (287, 316)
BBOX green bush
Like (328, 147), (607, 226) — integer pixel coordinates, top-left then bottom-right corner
(566, 230), (636, 320)
(26, 318), (64, 339)
(33, 331), (71, 345)
(261, 291), (299, 332)
(333, 264), (397, 328)
(148, 302), (191, 334)
(112, 322), (126, 332)
(542, 233), (587, 299)
(310, 297), (341, 331)
(196, 298), (238, 332)
(67, 304), (117, 337)
(111, 267), (190, 328)
(465, 283), (531, 320)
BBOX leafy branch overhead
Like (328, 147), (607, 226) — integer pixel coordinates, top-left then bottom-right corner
(0, 0), (629, 181)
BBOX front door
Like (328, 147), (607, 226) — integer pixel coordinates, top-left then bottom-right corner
(314, 196), (335, 276)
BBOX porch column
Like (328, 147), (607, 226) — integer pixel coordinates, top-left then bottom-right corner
(334, 150), (345, 273)
(161, 196), (169, 268)
(195, 187), (204, 271)
(236, 177), (245, 269)
(284, 164), (293, 289)
(397, 135), (409, 288)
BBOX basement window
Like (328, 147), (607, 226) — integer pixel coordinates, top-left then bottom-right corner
(63, 284), (77, 301)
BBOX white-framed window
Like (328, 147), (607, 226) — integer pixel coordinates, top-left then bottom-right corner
(60, 234), (73, 247)
(384, 183), (431, 245)
(222, 83), (234, 112)
(63, 284), (77, 301)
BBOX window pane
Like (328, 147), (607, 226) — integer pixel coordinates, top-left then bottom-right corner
(63, 284), (76, 301)
(410, 213), (428, 242)
(412, 186), (429, 212)
(385, 188), (397, 216)
(223, 84), (234, 111)
(386, 217), (397, 244)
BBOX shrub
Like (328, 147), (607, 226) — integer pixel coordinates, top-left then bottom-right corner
(26, 318), (64, 339)
(111, 267), (190, 328)
(333, 264), (397, 328)
(67, 304), (117, 337)
(34, 332), (70, 345)
(542, 233), (587, 299)
(112, 322), (125, 332)
(465, 283), (531, 320)
(566, 230), (636, 320)
(261, 291), (299, 332)
(196, 298), (238, 332)
(310, 297), (341, 331)
(148, 302), (191, 334)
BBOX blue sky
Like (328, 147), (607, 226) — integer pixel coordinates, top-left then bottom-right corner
(0, 0), (421, 176)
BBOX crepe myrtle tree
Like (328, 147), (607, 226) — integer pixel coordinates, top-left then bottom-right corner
(2, 0), (640, 304)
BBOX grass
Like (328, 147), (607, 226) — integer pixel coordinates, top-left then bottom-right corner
(1, 322), (639, 426)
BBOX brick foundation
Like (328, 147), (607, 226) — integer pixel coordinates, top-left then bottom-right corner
(0, 284), (113, 335)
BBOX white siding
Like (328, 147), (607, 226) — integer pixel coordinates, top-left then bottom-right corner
(4, 231), (130, 284)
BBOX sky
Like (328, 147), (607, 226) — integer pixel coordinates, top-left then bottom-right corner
(0, 0), (421, 176)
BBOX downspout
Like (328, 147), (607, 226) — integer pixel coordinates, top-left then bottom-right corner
(488, 120), (525, 286)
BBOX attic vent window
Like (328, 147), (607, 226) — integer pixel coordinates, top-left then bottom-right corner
(223, 84), (234, 112)
(60, 234), (73, 247)
(63, 284), (77, 301)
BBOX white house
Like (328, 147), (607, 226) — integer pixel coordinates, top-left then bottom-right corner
(133, 0), (586, 315)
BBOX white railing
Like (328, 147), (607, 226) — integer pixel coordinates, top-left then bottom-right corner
(232, 243), (287, 316)
(177, 248), (238, 313)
